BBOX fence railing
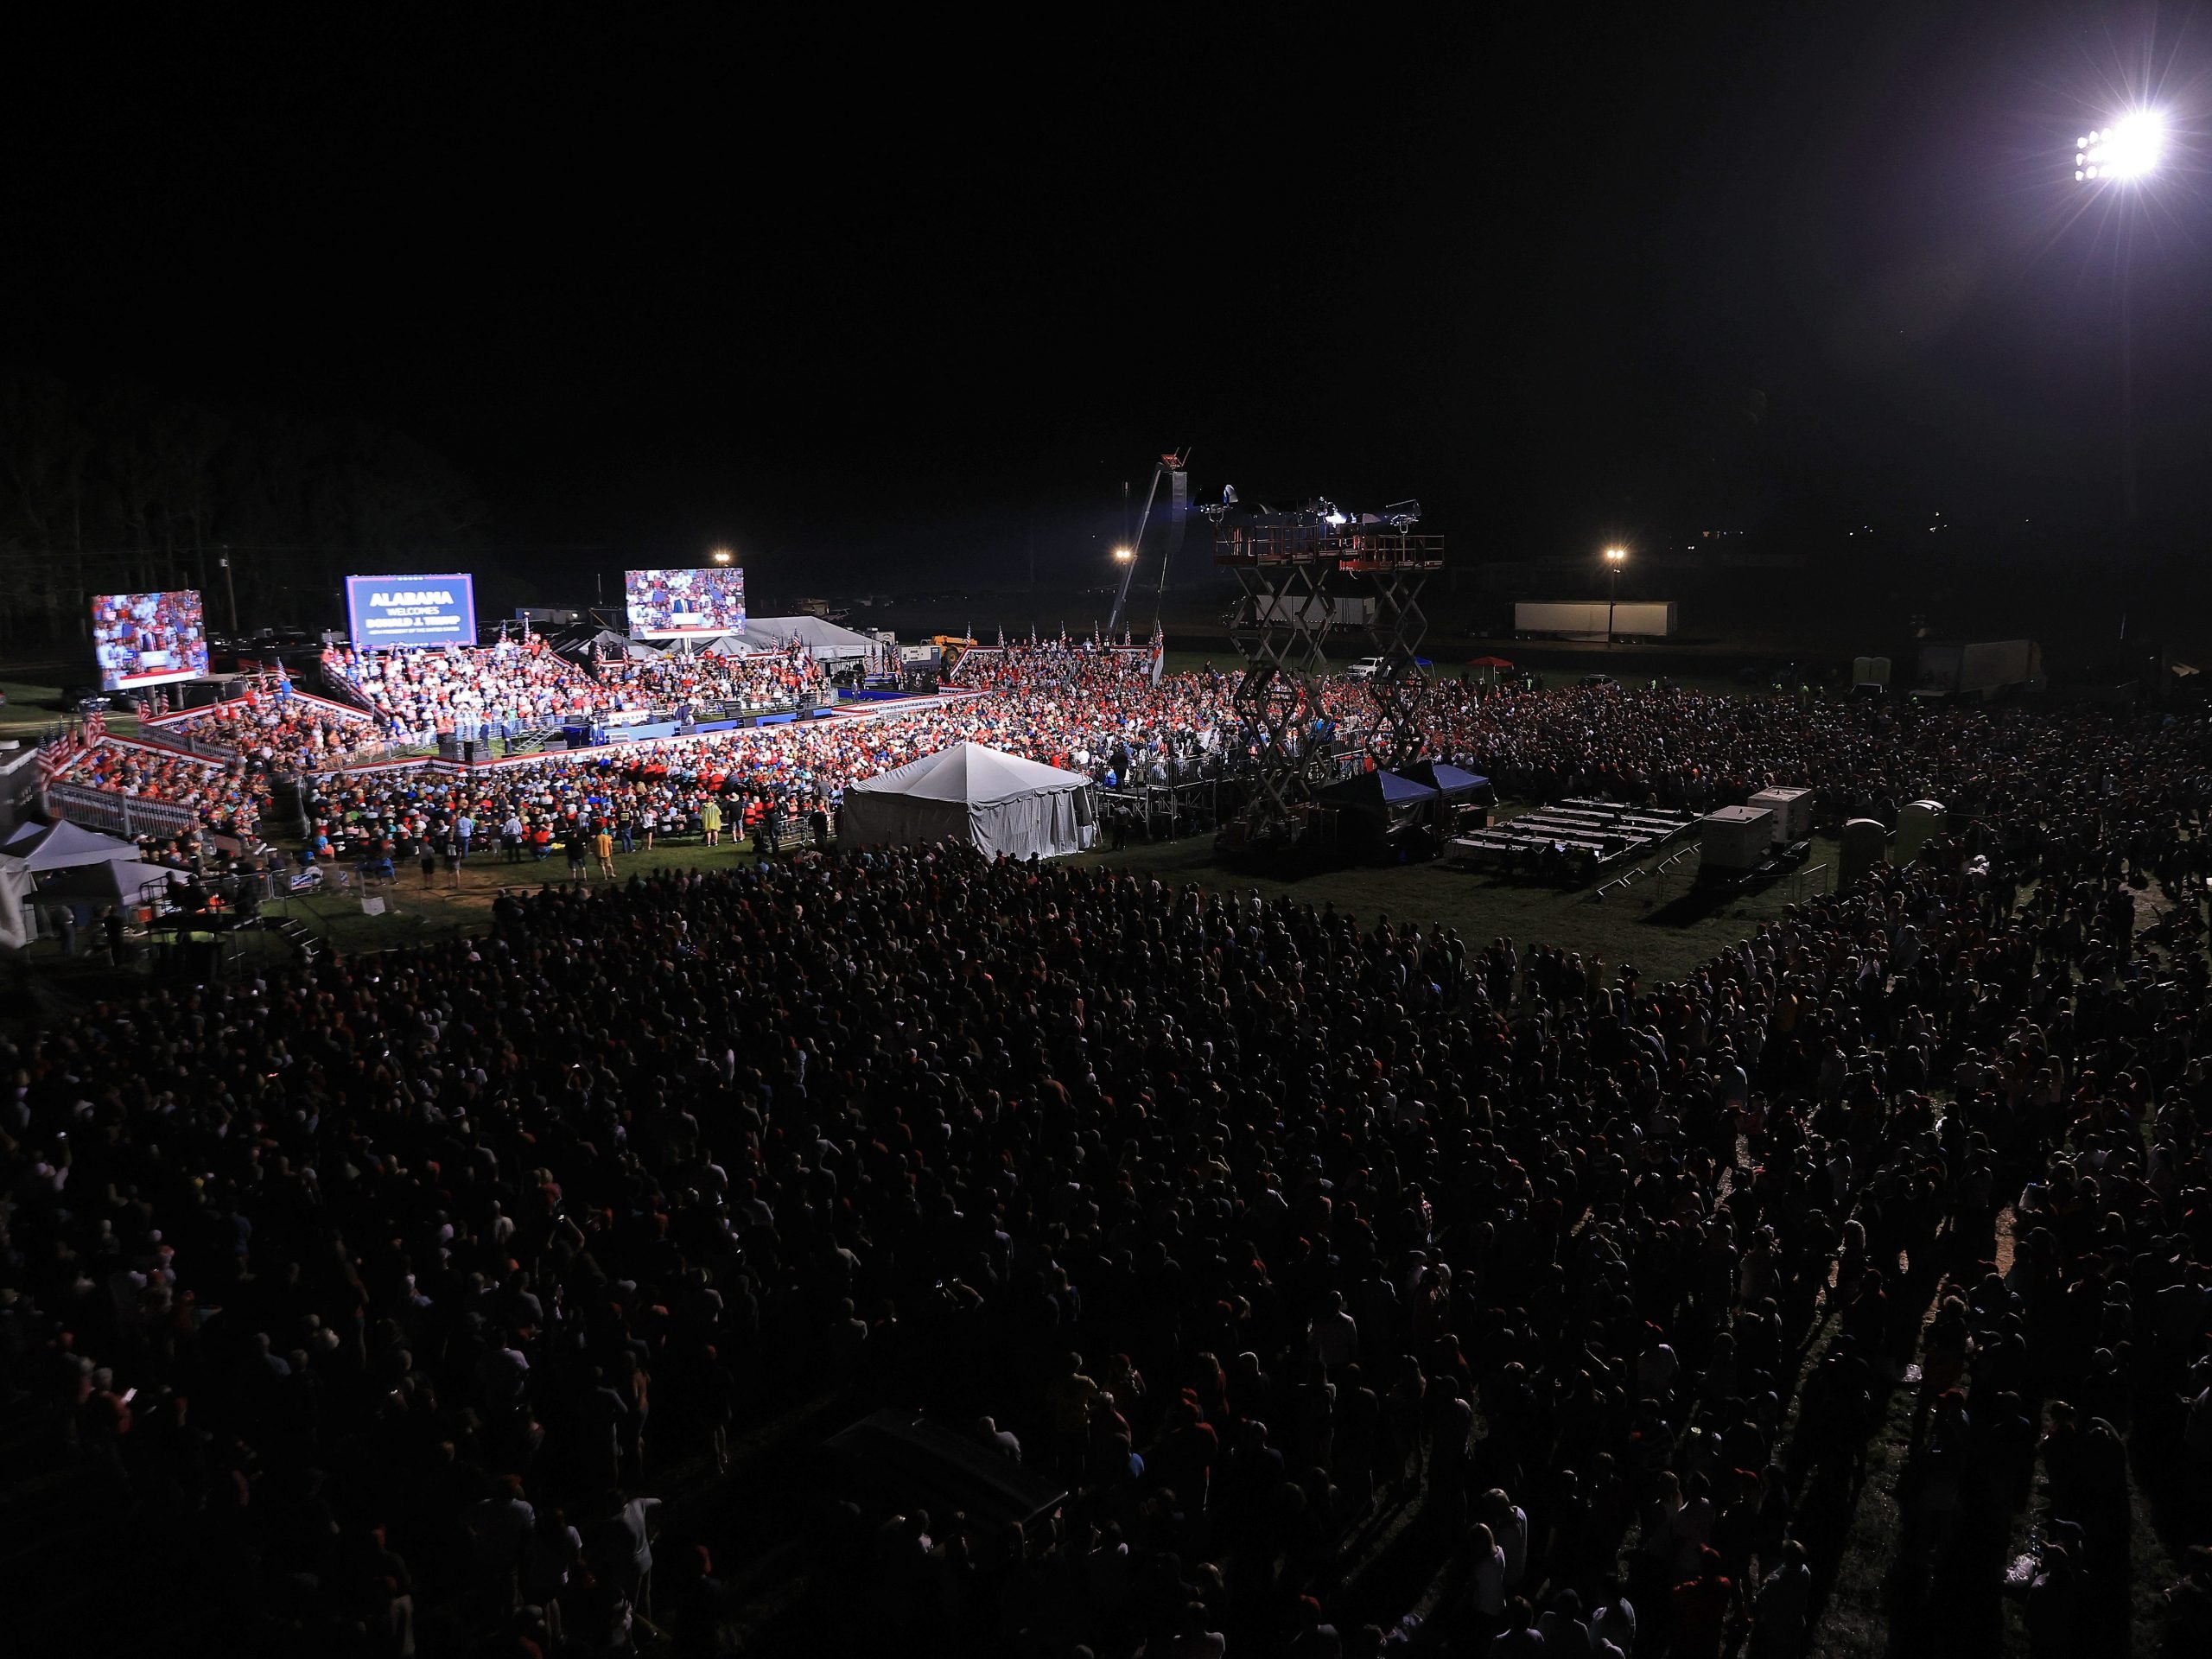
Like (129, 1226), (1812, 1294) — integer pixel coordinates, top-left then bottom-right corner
(133, 727), (242, 765)
(45, 781), (200, 839)
(1096, 779), (1223, 842)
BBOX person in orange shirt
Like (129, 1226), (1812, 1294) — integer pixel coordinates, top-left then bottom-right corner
(594, 823), (616, 879)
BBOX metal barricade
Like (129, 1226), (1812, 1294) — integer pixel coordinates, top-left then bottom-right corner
(44, 782), (200, 839)
(1095, 778), (1221, 844)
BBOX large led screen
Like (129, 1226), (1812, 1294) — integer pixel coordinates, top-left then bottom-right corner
(625, 567), (746, 639)
(92, 590), (210, 692)
(345, 574), (478, 650)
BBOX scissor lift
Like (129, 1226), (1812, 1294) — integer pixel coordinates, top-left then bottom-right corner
(1215, 508), (1445, 846)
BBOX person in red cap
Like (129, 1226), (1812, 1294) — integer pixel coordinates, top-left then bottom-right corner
(1672, 1546), (1735, 1659)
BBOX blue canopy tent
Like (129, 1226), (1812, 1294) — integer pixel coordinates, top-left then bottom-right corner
(1399, 760), (1491, 804)
(1317, 768), (1440, 861)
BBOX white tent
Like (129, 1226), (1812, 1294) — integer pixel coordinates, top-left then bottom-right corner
(840, 742), (1095, 859)
(736, 615), (880, 661)
(36, 859), (187, 905)
(579, 626), (664, 662)
(4, 820), (143, 872)
(0, 861), (30, 950)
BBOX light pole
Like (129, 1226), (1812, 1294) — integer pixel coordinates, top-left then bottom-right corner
(1603, 545), (1627, 647)
(218, 545), (240, 638)
(2075, 111), (2164, 639)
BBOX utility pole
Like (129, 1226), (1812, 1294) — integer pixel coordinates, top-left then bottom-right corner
(219, 544), (241, 637)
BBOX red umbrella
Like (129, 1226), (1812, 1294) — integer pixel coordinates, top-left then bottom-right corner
(1468, 655), (1516, 670)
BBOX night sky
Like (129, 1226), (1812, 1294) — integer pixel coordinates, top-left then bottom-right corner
(5, 3), (2208, 596)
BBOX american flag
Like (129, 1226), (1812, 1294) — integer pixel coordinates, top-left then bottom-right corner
(37, 728), (81, 785)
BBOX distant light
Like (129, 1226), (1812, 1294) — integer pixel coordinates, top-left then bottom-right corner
(1112, 545), (1135, 563)
(2079, 111), (2164, 182)
(710, 546), (734, 565)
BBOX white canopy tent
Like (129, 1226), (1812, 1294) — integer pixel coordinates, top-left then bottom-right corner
(35, 859), (188, 905)
(734, 615), (880, 661)
(578, 626), (664, 662)
(840, 742), (1095, 859)
(0, 861), (30, 950)
(4, 820), (143, 871)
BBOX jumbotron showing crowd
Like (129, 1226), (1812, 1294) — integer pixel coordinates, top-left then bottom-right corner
(14, 630), (2212, 1659)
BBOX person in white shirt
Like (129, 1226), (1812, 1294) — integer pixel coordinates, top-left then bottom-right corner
(1469, 1522), (1507, 1619)
(1308, 1291), (1360, 1370)
(1484, 1488), (1531, 1588)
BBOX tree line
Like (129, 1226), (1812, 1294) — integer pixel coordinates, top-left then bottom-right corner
(0, 369), (486, 656)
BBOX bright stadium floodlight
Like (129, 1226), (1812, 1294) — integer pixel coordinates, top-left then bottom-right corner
(2076, 111), (2164, 181)
(1113, 545), (1135, 563)
(1603, 544), (1628, 647)
(710, 546), (734, 565)
(2070, 105), (2170, 645)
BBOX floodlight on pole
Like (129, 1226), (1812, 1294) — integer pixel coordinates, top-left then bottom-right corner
(1603, 545), (1628, 647)
(1113, 545), (1135, 563)
(709, 546), (734, 566)
(2071, 106), (2166, 639)
(2075, 111), (2164, 182)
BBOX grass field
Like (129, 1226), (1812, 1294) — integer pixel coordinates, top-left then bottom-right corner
(0, 678), (139, 739)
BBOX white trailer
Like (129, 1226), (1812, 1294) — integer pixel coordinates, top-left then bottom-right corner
(1514, 601), (1678, 638)
(1746, 786), (1813, 843)
(1700, 805), (1775, 872)
(1915, 639), (2040, 696)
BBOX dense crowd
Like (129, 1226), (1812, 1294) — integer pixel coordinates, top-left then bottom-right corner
(1414, 682), (2212, 836)
(318, 641), (834, 745)
(153, 689), (390, 769)
(52, 739), (264, 836)
(586, 643), (824, 710)
(9, 688), (2212, 1659)
(290, 666), (1252, 871)
(52, 663), (2212, 903)
(950, 640), (1164, 695)
(321, 641), (621, 739)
